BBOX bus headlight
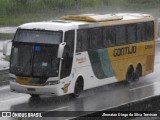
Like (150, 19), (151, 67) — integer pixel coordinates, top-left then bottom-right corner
(46, 80), (60, 85)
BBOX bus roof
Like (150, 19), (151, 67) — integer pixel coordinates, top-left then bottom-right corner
(62, 13), (153, 21)
(18, 13), (154, 31)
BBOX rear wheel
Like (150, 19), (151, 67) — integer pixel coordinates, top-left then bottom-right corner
(135, 64), (142, 80)
(126, 66), (135, 84)
(70, 78), (83, 98)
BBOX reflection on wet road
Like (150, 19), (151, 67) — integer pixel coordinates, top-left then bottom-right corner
(0, 42), (160, 120)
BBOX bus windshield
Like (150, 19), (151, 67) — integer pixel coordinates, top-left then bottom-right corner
(10, 29), (62, 77)
(14, 29), (62, 44)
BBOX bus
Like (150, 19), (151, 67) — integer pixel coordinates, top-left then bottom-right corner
(3, 13), (157, 98)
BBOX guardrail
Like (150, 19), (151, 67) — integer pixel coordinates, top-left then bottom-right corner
(0, 69), (9, 75)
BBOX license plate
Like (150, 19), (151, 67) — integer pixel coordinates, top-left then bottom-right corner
(27, 88), (36, 92)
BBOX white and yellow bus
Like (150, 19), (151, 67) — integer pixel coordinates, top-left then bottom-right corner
(3, 13), (157, 98)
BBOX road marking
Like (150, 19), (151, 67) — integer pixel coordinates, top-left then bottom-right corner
(48, 106), (69, 111)
(129, 81), (160, 91)
(42, 106), (70, 115)
(65, 117), (74, 120)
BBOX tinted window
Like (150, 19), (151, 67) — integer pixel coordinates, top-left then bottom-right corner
(103, 26), (116, 47)
(33, 45), (59, 77)
(10, 44), (33, 76)
(116, 25), (127, 45)
(88, 28), (102, 49)
(76, 21), (154, 52)
(137, 23), (145, 42)
(10, 43), (59, 77)
(77, 29), (88, 52)
(145, 21), (154, 41)
(127, 24), (137, 43)
(14, 29), (62, 44)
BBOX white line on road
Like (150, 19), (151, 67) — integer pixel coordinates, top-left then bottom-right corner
(47, 106), (69, 111)
(129, 81), (160, 91)
(42, 106), (69, 115)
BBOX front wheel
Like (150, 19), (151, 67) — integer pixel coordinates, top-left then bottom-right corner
(70, 78), (83, 98)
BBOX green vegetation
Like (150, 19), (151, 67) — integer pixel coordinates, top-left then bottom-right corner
(0, 0), (160, 26)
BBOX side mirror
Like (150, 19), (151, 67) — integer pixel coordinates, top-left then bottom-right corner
(57, 42), (66, 59)
(3, 40), (12, 56)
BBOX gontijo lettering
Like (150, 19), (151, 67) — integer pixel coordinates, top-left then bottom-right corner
(113, 46), (136, 57)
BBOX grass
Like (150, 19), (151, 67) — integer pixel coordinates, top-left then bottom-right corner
(0, 0), (160, 26)
(0, 12), (60, 26)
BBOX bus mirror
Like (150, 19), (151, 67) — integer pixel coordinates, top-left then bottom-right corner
(3, 40), (12, 56)
(57, 42), (66, 59)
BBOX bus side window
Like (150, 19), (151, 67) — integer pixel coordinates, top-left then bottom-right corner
(77, 31), (82, 52)
(77, 29), (88, 52)
(88, 28), (102, 50)
(137, 22), (145, 42)
(116, 25), (127, 45)
(127, 24), (137, 43)
(145, 21), (154, 41)
(103, 26), (116, 47)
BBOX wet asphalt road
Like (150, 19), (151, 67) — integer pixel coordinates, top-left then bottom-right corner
(0, 42), (160, 120)
(0, 27), (16, 34)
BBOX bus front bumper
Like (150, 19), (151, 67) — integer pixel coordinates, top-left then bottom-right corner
(10, 81), (62, 96)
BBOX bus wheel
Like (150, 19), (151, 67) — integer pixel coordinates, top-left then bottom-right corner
(135, 64), (142, 80)
(126, 66), (135, 83)
(70, 78), (83, 98)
